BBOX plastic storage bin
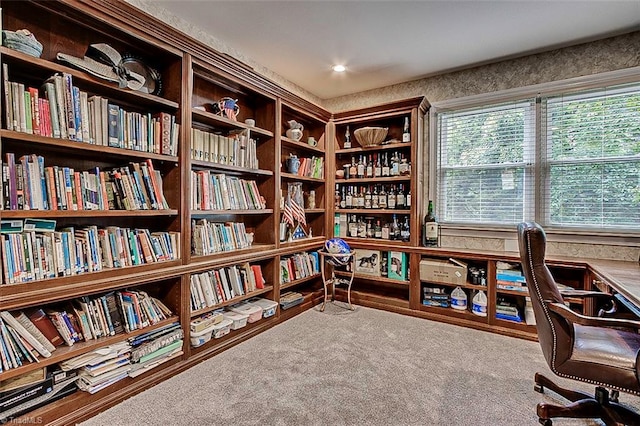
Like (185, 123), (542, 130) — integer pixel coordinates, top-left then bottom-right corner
(223, 310), (249, 330)
(248, 297), (278, 318)
(230, 302), (263, 323)
(190, 324), (215, 347)
(190, 310), (224, 333)
(212, 318), (233, 339)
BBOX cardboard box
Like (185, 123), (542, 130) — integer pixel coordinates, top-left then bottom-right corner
(355, 249), (381, 276)
(419, 258), (468, 285)
(387, 251), (407, 281)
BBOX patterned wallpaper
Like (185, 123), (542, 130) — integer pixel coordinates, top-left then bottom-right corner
(127, 0), (640, 261)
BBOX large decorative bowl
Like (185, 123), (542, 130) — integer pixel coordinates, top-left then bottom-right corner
(324, 238), (352, 266)
(354, 127), (388, 147)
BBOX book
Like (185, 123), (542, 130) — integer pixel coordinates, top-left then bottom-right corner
(20, 310), (60, 350)
(0, 312), (51, 358)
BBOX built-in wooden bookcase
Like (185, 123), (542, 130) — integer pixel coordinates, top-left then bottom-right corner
(279, 102), (330, 246)
(188, 60), (278, 263)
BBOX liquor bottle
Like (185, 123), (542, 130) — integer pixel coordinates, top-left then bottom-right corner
(374, 153), (382, 177)
(348, 214), (358, 237)
(381, 221), (390, 240)
(402, 117), (411, 143)
(372, 186), (379, 209)
(382, 153), (390, 177)
(387, 185), (396, 210)
(396, 184), (405, 209)
(380, 251), (388, 276)
(357, 155), (365, 179)
(390, 151), (400, 176)
(378, 185), (387, 209)
(357, 187), (365, 208)
(366, 155), (373, 178)
(357, 216), (366, 238)
(340, 187), (347, 209)
(345, 186), (353, 209)
(364, 185), (372, 209)
(366, 219), (374, 238)
(349, 157), (357, 179)
(334, 184), (341, 208)
(401, 216), (410, 242)
(374, 220), (382, 239)
(406, 188), (411, 208)
(344, 125), (351, 149)
(423, 200), (439, 247)
(390, 214), (400, 240)
(399, 154), (410, 176)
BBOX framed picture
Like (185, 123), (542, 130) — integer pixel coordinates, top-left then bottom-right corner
(355, 249), (381, 276)
(388, 251), (407, 281)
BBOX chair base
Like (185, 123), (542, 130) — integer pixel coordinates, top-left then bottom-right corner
(533, 373), (640, 426)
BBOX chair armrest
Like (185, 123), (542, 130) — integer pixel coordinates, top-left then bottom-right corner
(559, 290), (616, 301)
(547, 301), (640, 329)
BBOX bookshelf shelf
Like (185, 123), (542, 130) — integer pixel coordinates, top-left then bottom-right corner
(190, 160), (273, 177)
(335, 270), (409, 286)
(279, 236), (326, 250)
(335, 141), (411, 155)
(280, 172), (324, 183)
(1, 210), (180, 218)
(422, 280), (488, 293)
(0, 130), (180, 162)
(190, 209), (274, 216)
(336, 208), (411, 215)
(418, 304), (488, 322)
(281, 137), (325, 154)
(280, 273), (322, 291)
(189, 285), (275, 318)
(337, 176), (411, 184)
(192, 109), (274, 138)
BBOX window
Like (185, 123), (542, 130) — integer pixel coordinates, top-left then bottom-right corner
(435, 81), (640, 232)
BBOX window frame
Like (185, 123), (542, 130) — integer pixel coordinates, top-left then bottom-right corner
(428, 66), (640, 241)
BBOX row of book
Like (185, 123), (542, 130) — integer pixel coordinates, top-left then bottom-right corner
(1, 222), (180, 284)
(2, 66), (179, 156)
(0, 291), (173, 371)
(191, 171), (266, 211)
(191, 128), (258, 169)
(2, 154), (169, 211)
(191, 220), (252, 256)
(280, 251), (320, 284)
(496, 262), (527, 292)
(190, 263), (266, 311)
(288, 156), (324, 179)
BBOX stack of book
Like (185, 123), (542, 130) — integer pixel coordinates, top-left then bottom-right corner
(280, 292), (304, 310)
(64, 341), (132, 394)
(0, 221), (180, 284)
(127, 322), (183, 378)
(3, 67), (179, 156)
(279, 252), (319, 284)
(190, 172), (265, 211)
(496, 298), (523, 323)
(191, 128), (258, 170)
(2, 153), (169, 211)
(496, 264), (527, 292)
(189, 263), (266, 311)
(191, 219), (252, 256)
(422, 286), (450, 308)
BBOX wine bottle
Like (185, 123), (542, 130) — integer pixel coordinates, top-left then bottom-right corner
(401, 216), (410, 242)
(402, 117), (410, 143)
(344, 125), (351, 149)
(423, 200), (439, 247)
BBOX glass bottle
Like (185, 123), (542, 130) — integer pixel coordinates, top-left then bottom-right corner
(423, 200), (439, 247)
(387, 185), (396, 210)
(399, 154), (410, 176)
(396, 184), (405, 209)
(348, 214), (358, 237)
(378, 185), (387, 209)
(357, 155), (365, 179)
(340, 187), (347, 209)
(366, 219), (374, 238)
(364, 185), (372, 209)
(334, 184), (341, 208)
(390, 152), (400, 176)
(382, 152), (390, 177)
(357, 216), (366, 238)
(372, 186), (379, 209)
(406, 188), (411, 208)
(380, 251), (388, 277)
(390, 214), (400, 240)
(349, 157), (357, 179)
(402, 117), (410, 143)
(401, 216), (410, 242)
(374, 220), (382, 239)
(344, 125), (351, 149)
(381, 221), (390, 240)
(345, 186), (353, 209)
(374, 153), (382, 177)
(366, 155), (373, 178)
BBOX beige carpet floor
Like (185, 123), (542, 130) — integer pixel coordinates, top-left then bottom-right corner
(80, 303), (640, 425)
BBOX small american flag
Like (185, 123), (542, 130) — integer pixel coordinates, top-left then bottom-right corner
(282, 203), (295, 227)
(290, 199), (306, 226)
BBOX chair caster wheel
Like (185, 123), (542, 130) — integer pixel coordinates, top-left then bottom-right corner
(539, 418), (552, 426)
(534, 384), (544, 394)
(611, 390), (619, 403)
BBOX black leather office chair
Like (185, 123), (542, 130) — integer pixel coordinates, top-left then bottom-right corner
(517, 222), (640, 426)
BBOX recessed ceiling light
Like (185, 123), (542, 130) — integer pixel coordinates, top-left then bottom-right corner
(332, 64), (346, 73)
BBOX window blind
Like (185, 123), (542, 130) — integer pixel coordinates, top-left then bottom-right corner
(542, 85), (640, 230)
(436, 100), (536, 225)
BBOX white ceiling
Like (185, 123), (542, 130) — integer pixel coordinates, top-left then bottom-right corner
(158, 1), (640, 100)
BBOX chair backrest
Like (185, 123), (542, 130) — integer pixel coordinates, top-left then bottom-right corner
(517, 222), (573, 371)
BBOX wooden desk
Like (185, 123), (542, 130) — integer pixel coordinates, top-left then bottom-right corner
(587, 259), (640, 310)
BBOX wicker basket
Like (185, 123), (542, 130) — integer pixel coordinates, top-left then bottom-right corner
(354, 127), (388, 147)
